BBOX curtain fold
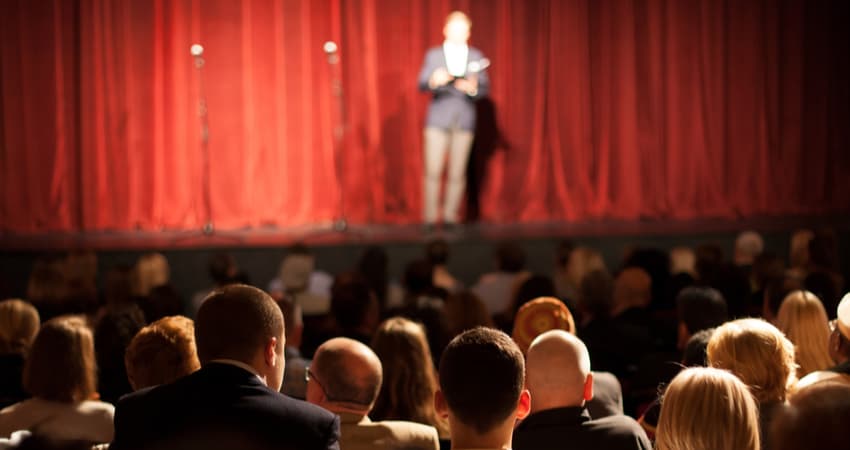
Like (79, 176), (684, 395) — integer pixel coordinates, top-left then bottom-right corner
(2, 0), (848, 233)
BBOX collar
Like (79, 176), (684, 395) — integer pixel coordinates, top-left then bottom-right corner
(209, 359), (265, 385)
(518, 406), (590, 429)
(338, 411), (370, 425)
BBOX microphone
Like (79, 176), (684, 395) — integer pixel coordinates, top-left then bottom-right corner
(323, 41), (339, 65)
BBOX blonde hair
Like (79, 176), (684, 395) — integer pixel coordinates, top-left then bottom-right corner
(132, 252), (170, 297)
(0, 299), (40, 354)
(23, 316), (97, 403)
(708, 318), (796, 403)
(125, 316), (200, 391)
(656, 367), (760, 450)
(776, 291), (834, 377)
(370, 317), (448, 436)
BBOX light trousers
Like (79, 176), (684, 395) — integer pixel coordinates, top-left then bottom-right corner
(423, 126), (474, 224)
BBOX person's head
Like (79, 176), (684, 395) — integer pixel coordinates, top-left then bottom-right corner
(403, 259), (435, 295)
(577, 269), (614, 321)
(0, 299), (40, 355)
(829, 293), (850, 364)
(307, 337), (382, 415)
(525, 330), (592, 412)
(612, 267), (652, 314)
(790, 229), (814, 269)
(676, 287), (728, 349)
(734, 231), (764, 266)
(512, 297), (575, 354)
(443, 11), (471, 45)
(369, 317), (442, 426)
(495, 241), (525, 273)
(93, 303), (146, 399)
(425, 239), (450, 266)
(511, 275), (557, 317)
(24, 316), (97, 403)
(279, 246), (315, 294)
(708, 318), (797, 403)
(751, 252), (785, 291)
(437, 327), (529, 445)
(763, 273), (803, 322)
(330, 272), (379, 337)
(770, 381), (850, 450)
(208, 252), (238, 285)
(669, 246), (697, 276)
(656, 367), (760, 450)
(357, 246), (389, 304)
(276, 296), (304, 350)
(195, 284), (286, 390)
(682, 328), (715, 367)
(132, 252), (170, 297)
(776, 290), (834, 376)
(555, 240), (576, 269)
(808, 229), (839, 272)
(445, 291), (493, 337)
(125, 316), (200, 391)
(566, 247), (607, 289)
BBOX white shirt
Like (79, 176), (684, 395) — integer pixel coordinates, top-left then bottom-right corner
(443, 41), (469, 77)
(0, 398), (114, 443)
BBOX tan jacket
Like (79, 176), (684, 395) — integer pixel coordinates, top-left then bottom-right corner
(338, 412), (439, 450)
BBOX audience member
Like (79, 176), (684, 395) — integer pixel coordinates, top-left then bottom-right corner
(0, 300), (40, 409)
(307, 337), (439, 450)
(708, 318), (796, 448)
(611, 267), (652, 321)
(396, 260), (450, 364)
(552, 239), (577, 303)
(506, 275), (557, 327)
(514, 330), (651, 450)
(268, 244), (334, 310)
(734, 231), (764, 269)
(775, 290), (834, 377)
(472, 241), (530, 317)
(564, 247), (608, 311)
(131, 253), (170, 298)
(436, 327), (530, 450)
(797, 293), (850, 387)
(762, 273), (803, 323)
(788, 229), (814, 276)
(622, 248), (671, 312)
(770, 381), (850, 450)
(124, 316), (200, 391)
(676, 287), (727, 350)
(681, 328), (715, 367)
(189, 252), (240, 317)
(276, 297), (310, 399)
(0, 316), (114, 444)
(111, 284), (340, 450)
(330, 273), (380, 345)
(425, 239), (462, 294)
(93, 304), (146, 404)
(139, 284), (183, 324)
(370, 318), (449, 438)
(655, 367), (760, 450)
(443, 291), (493, 337)
(357, 246), (405, 312)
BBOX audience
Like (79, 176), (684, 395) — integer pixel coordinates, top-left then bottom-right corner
(0, 316), (115, 444)
(514, 330), (651, 450)
(307, 337), (439, 450)
(707, 318), (796, 448)
(93, 304), (146, 404)
(190, 252), (241, 317)
(443, 290), (493, 337)
(769, 381), (850, 450)
(436, 327), (530, 450)
(425, 239), (462, 294)
(370, 318), (449, 438)
(676, 286), (727, 350)
(268, 244), (334, 311)
(124, 315), (200, 391)
(734, 230), (764, 269)
(472, 241), (530, 318)
(797, 292), (850, 387)
(330, 273), (380, 345)
(655, 367), (760, 450)
(775, 290), (834, 377)
(552, 239), (577, 304)
(277, 297), (310, 399)
(357, 246), (404, 312)
(110, 284), (340, 450)
(0, 299), (40, 409)
(131, 252), (170, 298)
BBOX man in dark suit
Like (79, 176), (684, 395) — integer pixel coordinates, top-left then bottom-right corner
(513, 330), (651, 450)
(417, 11), (490, 229)
(111, 284), (340, 450)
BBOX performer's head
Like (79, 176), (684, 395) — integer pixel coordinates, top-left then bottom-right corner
(444, 11), (471, 45)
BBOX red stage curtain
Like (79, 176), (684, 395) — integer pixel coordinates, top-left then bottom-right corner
(1, 0), (848, 232)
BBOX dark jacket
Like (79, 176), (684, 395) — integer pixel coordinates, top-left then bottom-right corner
(417, 46), (490, 131)
(111, 362), (340, 450)
(513, 406), (651, 450)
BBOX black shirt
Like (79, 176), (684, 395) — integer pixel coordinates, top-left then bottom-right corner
(513, 406), (652, 450)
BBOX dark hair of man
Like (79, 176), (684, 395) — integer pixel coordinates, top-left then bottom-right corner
(439, 327), (524, 434)
(287, 242), (312, 256)
(765, 274), (803, 318)
(330, 273), (373, 331)
(578, 269), (614, 320)
(496, 242), (526, 273)
(357, 246), (389, 305)
(512, 275), (557, 316)
(195, 284), (284, 364)
(312, 345), (381, 406)
(425, 239), (450, 266)
(555, 239), (576, 267)
(404, 259), (435, 295)
(677, 287), (728, 334)
(208, 252), (236, 285)
(682, 328), (715, 367)
(770, 382), (850, 450)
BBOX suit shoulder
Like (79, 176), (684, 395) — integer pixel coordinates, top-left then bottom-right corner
(376, 421), (439, 447)
(276, 393), (337, 421)
(588, 414), (650, 441)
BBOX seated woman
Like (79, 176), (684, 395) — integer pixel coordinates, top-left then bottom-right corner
(656, 367), (760, 450)
(0, 316), (114, 444)
(370, 317), (449, 439)
(0, 299), (40, 409)
(776, 290), (834, 377)
(708, 318), (797, 449)
(124, 315), (201, 390)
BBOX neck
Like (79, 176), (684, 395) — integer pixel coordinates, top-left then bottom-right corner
(450, 419), (513, 450)
(323, 402), (370, 417)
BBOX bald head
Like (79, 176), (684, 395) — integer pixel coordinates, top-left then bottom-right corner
(526, 330), (592, 412)
(311, 337), (383, 410)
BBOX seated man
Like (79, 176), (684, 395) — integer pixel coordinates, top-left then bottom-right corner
(307, 337), (439, 450)
(111, 284), (340, 450)
(436, 327), (530, 450)
(124, 315), (201, 391)
(513, 330), (651, 450)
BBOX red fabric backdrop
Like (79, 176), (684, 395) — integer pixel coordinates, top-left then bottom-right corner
(1, 0), (848, 232)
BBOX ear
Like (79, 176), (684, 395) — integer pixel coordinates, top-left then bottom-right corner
(583, 372), (594, 402)
(515, 389), (531, 421)
(434, 390), (450, 419)
(264, 336), (279, 367)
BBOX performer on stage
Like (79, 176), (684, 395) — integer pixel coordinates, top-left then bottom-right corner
(418, 11), (489, 230)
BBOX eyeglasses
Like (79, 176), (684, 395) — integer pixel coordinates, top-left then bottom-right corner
(305, 367), (325, 393)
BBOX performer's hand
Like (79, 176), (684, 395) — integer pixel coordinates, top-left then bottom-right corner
(453, 76), (478, 96)
(429, 68), (452, 89)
